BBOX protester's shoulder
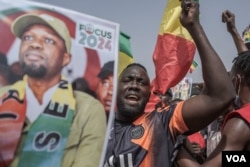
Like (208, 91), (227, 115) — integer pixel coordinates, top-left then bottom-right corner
(73, 90), (106, 123)
(222, 115), (250, 145)
(73, 90), (105, 111)
(159, 100), (184, 113)
(74, 90), (99, 104)
(226, 104), (250, 118)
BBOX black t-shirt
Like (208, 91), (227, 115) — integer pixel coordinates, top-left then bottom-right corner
(104, 104), (184, 167)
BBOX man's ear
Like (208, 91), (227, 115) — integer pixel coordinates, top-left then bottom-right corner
(62, 53), (71, 67)
(235, 73), (243, 85)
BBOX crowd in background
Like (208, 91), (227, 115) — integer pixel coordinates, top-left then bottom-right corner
(0, 0), (250, 166)
(0, 12), (249, 165)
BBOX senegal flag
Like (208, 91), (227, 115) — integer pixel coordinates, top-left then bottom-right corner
(146, 0), (196, 112)
(118, 32), (134, 76)
(189, 60), (198, 73)
(243, 28), (250, 44)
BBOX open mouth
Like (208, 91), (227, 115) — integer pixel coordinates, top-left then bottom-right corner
(125, 94), (139, 105)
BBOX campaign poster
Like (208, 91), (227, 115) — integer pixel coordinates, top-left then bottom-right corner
(0, 0), (119, 166)
(172, 77), (193, 100)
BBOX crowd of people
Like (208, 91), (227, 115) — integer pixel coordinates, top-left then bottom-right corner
(0, 0), (250, 167)
(176, 2), (250, 167)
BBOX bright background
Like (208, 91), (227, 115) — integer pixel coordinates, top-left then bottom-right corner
(32, 0), (250, 83)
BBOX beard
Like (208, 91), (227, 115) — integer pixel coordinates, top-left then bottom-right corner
(117, 98), (147, 121)
(21, 62), (47, 78)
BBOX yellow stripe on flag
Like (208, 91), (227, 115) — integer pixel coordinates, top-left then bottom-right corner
(118, 52), (134, 76)
(189, 60), (198, 73)
(159, 0), (194, 42)
(118, 32), (134, 76)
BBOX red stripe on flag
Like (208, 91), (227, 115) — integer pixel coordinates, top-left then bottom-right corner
(153, 33), (195, 91)
(145, 33), (196, 112)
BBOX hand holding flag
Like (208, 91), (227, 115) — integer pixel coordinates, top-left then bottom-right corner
(145, 0), (197, 112)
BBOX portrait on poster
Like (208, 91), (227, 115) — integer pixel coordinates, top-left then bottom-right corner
(0, 0), (119, 166)
(0, 0), (119, 107)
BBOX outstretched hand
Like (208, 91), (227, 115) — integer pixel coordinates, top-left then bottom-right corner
(180, 0), (200, 30)
(221, 10), (236, 34)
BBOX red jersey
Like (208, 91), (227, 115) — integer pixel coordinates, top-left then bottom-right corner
(223, 103), (250, 129)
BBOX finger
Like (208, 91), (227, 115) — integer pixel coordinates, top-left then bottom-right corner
(181, 0), (193, 12)
(221, 13), (227, 23)
(226, 10), (234, 17)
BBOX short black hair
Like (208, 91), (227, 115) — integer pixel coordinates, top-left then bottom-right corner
(98, 61), (114, 79)
(72, 77), (96, 98)
(123, 63), (148, 73)
(0, 52), (8, 66)
(232, 51), (250, 86)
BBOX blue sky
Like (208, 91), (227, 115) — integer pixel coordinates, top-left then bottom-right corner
(33, 0), (249, 83)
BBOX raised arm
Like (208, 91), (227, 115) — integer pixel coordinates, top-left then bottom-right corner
(180, 0), (235, 132)
(222, 10), (248, 53)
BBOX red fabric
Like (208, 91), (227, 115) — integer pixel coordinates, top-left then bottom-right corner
(0, 93), (26, 167)
(145, 33), (196, 112)
(0, 12), (22, 54)
(223, 103), (250, 130)
(187, 132), (206, 149)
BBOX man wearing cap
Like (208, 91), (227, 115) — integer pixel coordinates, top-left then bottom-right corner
(95, 61), (114, 119)
(0, 13), (106, 167)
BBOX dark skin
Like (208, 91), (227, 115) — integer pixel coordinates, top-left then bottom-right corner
(116, 0), (235, 135)
(178, 0), (235, 133)
(222, 10), (249, 53)
(19, 24), (71, 104)
(186, 141), (206, 164)
(189, 142), (203, 156)
(109, 1), (235, 166)
(176, 2), (250, 167)
(116, 65), (151, 122)
(177, 115), (250, 167)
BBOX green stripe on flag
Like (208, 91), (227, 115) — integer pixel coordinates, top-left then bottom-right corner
(192, 60), (198, 68)
(189, 60), (198, 73)
(118, 32), (134, 76)
(119, 32), (133, 58)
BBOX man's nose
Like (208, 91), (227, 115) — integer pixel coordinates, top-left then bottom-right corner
(108, 85), (113, 95)
(29, 39), (43, 49)
(128, 80), (139, 90)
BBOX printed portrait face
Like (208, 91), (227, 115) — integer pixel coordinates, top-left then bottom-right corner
(96, 74), (114, 113)
(19, 24), (70, 78)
